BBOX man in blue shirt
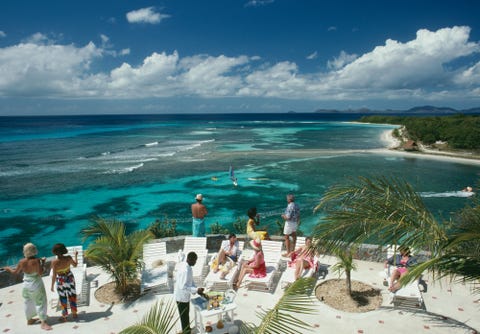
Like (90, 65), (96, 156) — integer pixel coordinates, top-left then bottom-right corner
(281, 193), (300, 257)
(174, 252), (204, 334)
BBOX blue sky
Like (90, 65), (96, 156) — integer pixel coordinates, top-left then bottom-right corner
(0, 0), (480, 115)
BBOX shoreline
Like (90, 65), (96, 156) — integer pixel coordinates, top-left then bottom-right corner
(380, 130), (480, 166)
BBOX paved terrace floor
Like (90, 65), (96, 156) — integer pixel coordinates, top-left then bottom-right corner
(1, 254), (479, 334)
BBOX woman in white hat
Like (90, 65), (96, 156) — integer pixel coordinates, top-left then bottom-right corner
(234, 238), (266, 289)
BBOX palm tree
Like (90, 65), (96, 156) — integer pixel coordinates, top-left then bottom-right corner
(81, 217), (153, 295)
(240, 277), (317, 334)
(313, 176), (446, 255)
(313, 175), (480, 291)
(119, 299), (178, 334)
(330, 247), (357, 295)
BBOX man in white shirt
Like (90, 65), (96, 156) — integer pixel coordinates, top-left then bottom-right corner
(174, 251), (204, 334)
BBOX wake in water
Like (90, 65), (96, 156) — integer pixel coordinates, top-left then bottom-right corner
(419, 191), (475, 198)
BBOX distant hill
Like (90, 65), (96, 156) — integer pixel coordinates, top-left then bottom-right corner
(313, 105), (480, 114)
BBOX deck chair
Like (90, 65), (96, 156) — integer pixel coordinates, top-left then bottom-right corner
(243, 240), (283, 292)
(280, 254), (319, 289)
(384, 245), (424, 309)
(177, 236), (208, 286)
(50, 245), (88, 308)
(204, 241), (245, 291)
(141, 241), (171, 293)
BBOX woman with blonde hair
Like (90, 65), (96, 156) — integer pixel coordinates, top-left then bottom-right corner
(3, 243), (52, 330)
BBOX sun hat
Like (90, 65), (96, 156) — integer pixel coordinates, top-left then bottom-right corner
(195, 194), (203, 201)
(250, 238), (262, 251)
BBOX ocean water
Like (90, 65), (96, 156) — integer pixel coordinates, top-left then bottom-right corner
(1, 113), (478, 265)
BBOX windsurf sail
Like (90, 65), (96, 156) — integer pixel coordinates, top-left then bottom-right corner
(229, 165), (238, 186)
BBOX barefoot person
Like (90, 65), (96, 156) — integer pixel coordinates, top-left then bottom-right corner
(384, 246), (416, 292)
(191, 193), (208, 237)
(51, 243), (78, 322)
(234, 238), (266, 289)
(281, 193), (300, 257)
(3, 243), (52, 331)
(212, 233), (239, 279)
(288, 236), (315, 280)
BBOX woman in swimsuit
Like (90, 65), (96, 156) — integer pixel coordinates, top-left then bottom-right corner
(385, 246), (415, 292)
(50, 243), (78, 322)
(3, 243), (52, 330)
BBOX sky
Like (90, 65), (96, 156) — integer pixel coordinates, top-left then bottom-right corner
(0, 0), (480, 115)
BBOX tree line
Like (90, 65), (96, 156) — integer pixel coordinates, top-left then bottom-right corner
(359, 114), (480, 150)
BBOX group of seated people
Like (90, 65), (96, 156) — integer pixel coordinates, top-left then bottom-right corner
(210, 231), (316, 289)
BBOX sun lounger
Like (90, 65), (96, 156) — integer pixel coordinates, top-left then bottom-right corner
(384, 245), (424, 309)
(140, 241), (171, 294)
(204, 241), (245, 291)
(243, 240), (283, 292)
(280, 254), (319, 289)
(175, 236), (208, 286)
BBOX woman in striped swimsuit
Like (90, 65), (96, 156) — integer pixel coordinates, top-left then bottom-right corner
(50, 243), (78, 322)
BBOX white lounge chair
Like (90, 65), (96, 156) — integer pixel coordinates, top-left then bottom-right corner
(384, 245), (424, 309)
(243, 240), (283, 292)
(141, 241), (171, 294)
(280, 254), (319, 289)
(176, 236), (208, 286)
(204, 240), (245, 291)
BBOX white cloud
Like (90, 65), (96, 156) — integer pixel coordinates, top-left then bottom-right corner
(0, 31), (6, 38)
(0, 26), (479, 106)
(306, 51), (318, 60)
(126, 7), (170, 24)
(245, 0), (274, 7)
(327, 51), (357, 70)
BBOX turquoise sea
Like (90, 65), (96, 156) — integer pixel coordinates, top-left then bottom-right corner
(1, 113), (478, 265)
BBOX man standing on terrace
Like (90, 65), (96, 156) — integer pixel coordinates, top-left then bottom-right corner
(281, 193), (300, 257)
(191, 194), (208, 237)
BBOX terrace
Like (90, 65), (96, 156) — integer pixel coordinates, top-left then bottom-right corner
(1, 235), (479, 334)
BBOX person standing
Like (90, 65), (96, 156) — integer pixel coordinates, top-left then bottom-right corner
(3, 243), (52, 331)
(50, 243), (78, 322)
(174, 252), (204, 334)
(191, 194), (208, 237)
(281, 193), (300, 257)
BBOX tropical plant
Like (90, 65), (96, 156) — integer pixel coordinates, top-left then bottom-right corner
(404, 198), (480, 293)
(313, 175), (480, 292)
(81, 217), (153, 295)
(313, 176), (446, 258)
(119, 299), (178, 334)
(240, 277), (317, 334)
(330, 247), (357, 295)
(148, 217), (177, 238)
(210, 221), (230, 234)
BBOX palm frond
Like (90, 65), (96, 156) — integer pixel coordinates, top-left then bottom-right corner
(242, 277), (317, 333)
(120, 299), (178, 334)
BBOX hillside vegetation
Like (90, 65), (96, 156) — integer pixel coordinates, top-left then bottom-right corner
(359, 114), (480, 150)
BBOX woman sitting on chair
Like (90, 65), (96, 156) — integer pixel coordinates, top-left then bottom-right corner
(288, 237), (315, 280)
(234, 238), (266, 289)
(384, 246), (416, 292)
(246, 207), (269, 240)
